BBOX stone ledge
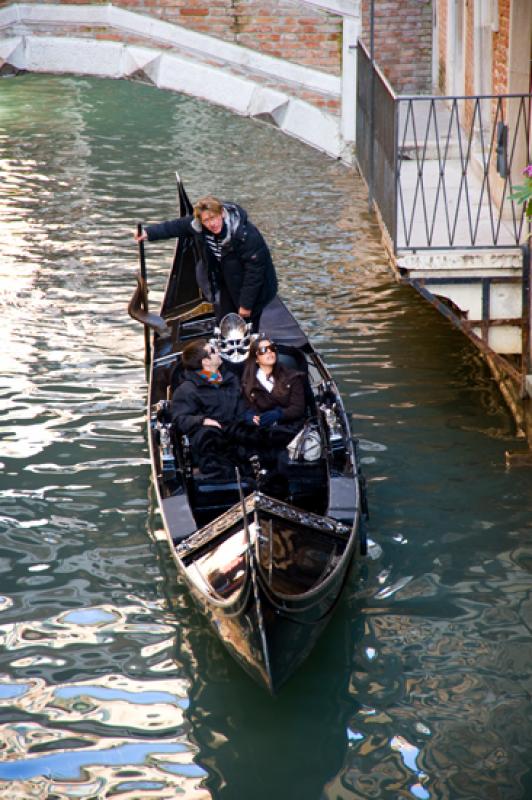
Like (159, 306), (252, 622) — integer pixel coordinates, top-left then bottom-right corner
(302, 0), (361, 19)
(396, 249), (523, 278)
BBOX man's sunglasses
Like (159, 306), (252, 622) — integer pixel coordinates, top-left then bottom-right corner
(257, 343), (277, 355)
(205, 345), (218, 356)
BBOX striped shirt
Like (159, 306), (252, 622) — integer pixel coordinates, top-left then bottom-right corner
(204, 223), (226, 262)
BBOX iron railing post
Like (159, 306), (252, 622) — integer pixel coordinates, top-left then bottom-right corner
(393, 97), (399, 253)
(368, 0), (375, 212)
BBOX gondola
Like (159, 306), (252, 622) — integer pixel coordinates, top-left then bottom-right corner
(128, 175), (368, 693)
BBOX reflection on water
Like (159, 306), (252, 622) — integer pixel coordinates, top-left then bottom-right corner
(0, 74), (531, 799)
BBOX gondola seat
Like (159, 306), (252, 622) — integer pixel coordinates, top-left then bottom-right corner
(276, 449), (328, 513)
(276, 346), (316, 416)
(191, 477), (253, 521)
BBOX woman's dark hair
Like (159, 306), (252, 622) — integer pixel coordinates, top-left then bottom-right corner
(241, 336), (280, 401)
(182, 339), (209, 371)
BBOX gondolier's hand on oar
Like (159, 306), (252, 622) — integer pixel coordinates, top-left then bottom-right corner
(203, 418), (222, 429)
(135, 230), (148, 242)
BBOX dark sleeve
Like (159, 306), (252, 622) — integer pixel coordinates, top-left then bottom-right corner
(171, 383), (204, 435)
(280, 373), (306, 422)
(236, 394), (252, 420)
(235, 223), (272, 310)
(226, 371), (251, 421)
(145, 215), (195, 242)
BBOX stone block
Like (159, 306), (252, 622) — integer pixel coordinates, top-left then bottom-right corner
(248, 86), (290, 126)
(156, 51), (254, 114)
(486, 325), (521, 355)
(0, 36), (23, 66)
(281, 98), (341, 158)
(122, 44), (162, 83)
(20, 35), (124, 76)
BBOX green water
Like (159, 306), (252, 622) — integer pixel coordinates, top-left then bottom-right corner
(0, 73), (531, 800)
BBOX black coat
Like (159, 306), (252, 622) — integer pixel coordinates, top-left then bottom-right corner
(146, 203), (278, 317)
(171, 368), (245, 436)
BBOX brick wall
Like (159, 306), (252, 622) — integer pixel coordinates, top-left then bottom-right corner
(233, 1), (341, 74)
(360, 0), (433, 93)
(462, 1), (476, 132)
(464, 0), (474, 96)
(493, 0), (510, 95)
(151, 0), (235, 39)
(435, 0), (512, 98)
(438, 0), (447, 92)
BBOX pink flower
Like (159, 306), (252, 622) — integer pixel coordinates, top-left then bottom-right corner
(523, 164), (532, 178)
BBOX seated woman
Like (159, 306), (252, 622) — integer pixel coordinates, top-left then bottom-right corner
(240, 336), (306, 442)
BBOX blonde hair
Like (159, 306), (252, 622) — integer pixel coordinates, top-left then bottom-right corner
(193, 195), (223, 221)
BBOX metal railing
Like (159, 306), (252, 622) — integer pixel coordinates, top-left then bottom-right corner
(356, 39), (397, 244)
(356, 40), (532, 253)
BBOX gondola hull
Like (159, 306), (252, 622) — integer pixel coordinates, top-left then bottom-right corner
(133, 174), (367, 692)
(172, 493), (359, 692)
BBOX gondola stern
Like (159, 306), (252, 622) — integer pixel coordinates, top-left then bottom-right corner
(176, 171), (194, 216)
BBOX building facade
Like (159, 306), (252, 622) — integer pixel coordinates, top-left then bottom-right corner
(435, 0), (531, 100)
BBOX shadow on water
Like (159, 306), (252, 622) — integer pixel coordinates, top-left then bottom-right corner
(1, 73), (532, 800)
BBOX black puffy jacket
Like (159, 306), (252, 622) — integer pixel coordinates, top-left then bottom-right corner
(171, 368), (245, 435)
(146, 203), (278, 317)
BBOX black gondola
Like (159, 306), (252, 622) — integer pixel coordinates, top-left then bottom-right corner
(128, 175), (368, 693)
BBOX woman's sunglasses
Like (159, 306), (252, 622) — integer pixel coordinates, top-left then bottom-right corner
(257, 343), (277, 355)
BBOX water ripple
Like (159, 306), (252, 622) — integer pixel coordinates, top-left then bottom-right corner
(1, 73), (531, 800)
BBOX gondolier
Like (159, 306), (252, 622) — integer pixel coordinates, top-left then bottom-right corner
(135, 195), (307, 346)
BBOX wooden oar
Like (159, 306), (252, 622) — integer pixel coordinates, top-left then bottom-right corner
(137, 222), (151, 367)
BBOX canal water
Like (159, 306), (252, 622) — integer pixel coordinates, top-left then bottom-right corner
(1, 74), (531, 800)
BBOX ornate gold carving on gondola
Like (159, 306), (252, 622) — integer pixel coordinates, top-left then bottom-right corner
(164, 300), (214, 325)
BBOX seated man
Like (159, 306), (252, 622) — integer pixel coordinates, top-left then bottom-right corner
(171, 338), (247, 480)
